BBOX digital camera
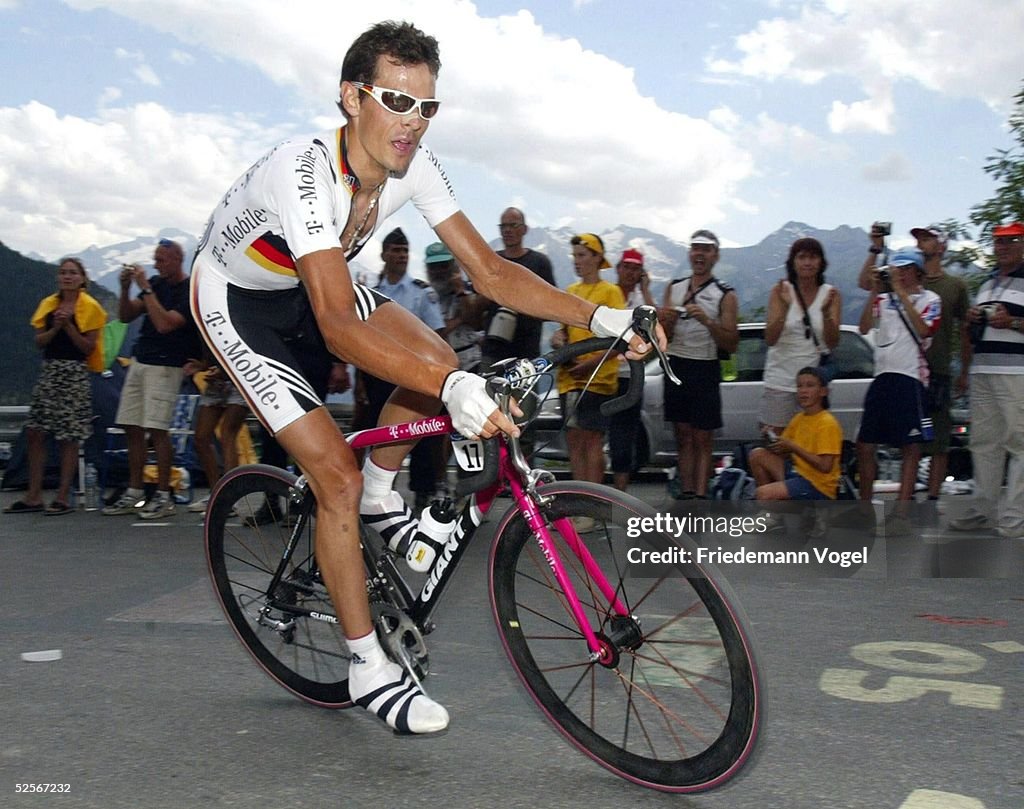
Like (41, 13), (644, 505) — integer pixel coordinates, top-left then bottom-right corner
(877, 267), (892, 292)
(969, 304), (999, 345)
(872, 221), (892, 236)
(978, 303), (999, 320)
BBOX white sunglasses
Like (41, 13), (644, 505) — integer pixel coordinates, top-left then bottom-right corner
(351, 82), (441, 120)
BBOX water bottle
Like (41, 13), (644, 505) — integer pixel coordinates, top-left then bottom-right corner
(84, 463), (99, 512)
(406, 499), (457, 573)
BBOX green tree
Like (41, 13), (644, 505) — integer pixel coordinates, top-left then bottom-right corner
(969, 82), (1024, 242)
(936, 81), (1024, 288)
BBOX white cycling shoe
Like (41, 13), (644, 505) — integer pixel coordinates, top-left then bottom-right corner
(349, 655), (449, 735)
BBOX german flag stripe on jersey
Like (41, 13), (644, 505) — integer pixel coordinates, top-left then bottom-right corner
(245, 232), (297, 277)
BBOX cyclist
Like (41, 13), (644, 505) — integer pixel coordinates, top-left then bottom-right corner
(191, 20), (659, 735)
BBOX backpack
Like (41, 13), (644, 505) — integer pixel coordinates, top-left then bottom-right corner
(709, 467), (756, 501)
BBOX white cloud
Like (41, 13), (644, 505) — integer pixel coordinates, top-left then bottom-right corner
(751, 112), (848, 161)
(709, 0), (1024, 123)
(98, 86), (122, 106)
(30, 0), (757, 248)
(828, 82), (894, 134)
(170, 49), (194, 66)
(0, 100), (295, 258)
(133, 63), (161, 86)
(861, 152), (911, 182)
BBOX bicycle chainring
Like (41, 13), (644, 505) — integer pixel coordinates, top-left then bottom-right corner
(370, 601), (430, 681)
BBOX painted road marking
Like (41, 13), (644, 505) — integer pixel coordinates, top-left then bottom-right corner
(982, 640), (1024, 654)
(850, 641), (985, 675)
(20, 649), (63, 662)
(898, 789), (986, 808)
(820, 669), (1004, 709)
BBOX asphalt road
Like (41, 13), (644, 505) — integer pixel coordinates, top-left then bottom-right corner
(1, 481), (1021, 809)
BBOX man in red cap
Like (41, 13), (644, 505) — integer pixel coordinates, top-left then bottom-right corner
(610, 248), (656, 490)
(949, 222), (1024, 537)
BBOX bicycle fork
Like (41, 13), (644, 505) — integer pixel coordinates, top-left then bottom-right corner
(510, 477), (636, 664)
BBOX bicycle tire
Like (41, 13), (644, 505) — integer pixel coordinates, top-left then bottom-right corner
(488, 482), (763, 792)
(205, 464), (352, 708)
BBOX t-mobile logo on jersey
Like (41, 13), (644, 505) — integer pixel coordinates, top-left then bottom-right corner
(202, 310), (281, 410)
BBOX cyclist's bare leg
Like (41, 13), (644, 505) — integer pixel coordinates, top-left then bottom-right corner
(363, 301), (458, 473)
(275, 408), (370, 637)
(275, 407), (449, 733)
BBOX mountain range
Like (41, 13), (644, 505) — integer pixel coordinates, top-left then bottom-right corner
(2, 220), (979, 403)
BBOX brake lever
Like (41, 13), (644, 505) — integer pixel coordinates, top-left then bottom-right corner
(631, 305), (682, 387)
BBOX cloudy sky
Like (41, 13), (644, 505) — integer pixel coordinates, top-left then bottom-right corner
(1, 0), (1021, 273)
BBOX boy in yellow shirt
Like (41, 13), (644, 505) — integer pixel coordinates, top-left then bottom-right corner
(749, 366), (842, 502)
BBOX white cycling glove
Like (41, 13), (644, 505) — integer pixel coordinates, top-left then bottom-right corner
(589, 305), (637, 343)
(441, 371), (497, 438)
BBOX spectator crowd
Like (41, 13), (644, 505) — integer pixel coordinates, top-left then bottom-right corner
(6, 218), (1023, 541)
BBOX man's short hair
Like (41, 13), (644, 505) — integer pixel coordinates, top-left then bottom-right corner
(341, 21), (441, 85)
(382, 227), (409, 247)
(157, 238), (184, 261)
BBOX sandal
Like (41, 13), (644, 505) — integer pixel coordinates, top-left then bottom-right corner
(3, 500), (44, 514)
(44, 501), (74, 516)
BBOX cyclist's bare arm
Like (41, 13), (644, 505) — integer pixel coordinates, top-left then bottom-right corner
(435, 212), (666, 356)
(298, 248), (451, 395)
(296, 247), (517, 439)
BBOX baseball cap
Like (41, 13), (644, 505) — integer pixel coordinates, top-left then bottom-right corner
(690, 229), (720, 247)
(571, 233), (611, 269)
(992, 222), (1024, 237)
(424, 242), (454, 264)
(889, 248), (925, 271)
(910, 225), (948, 244)
(620, 248), (644, 267)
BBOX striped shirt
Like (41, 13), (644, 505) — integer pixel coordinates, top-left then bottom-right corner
(972, 265), (1024, 375)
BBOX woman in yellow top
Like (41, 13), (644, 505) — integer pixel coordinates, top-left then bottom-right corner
(551, 234), (625, 494)
(5, 258), (107, 515)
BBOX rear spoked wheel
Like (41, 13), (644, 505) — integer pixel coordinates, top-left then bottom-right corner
(205, 464), (352, 707)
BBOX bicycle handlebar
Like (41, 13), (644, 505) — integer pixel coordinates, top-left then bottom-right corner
(454, 306), (664, 497)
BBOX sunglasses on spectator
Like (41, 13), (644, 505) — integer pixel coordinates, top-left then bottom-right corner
(351, 82), (440, 120)
(994, 236), (1022, 245)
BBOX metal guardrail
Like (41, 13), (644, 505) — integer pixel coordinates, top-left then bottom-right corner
(0, 406), (29, 442)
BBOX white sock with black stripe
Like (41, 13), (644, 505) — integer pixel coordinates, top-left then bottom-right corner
(360, 459), (418, 553)
(347, 631), (448, 734)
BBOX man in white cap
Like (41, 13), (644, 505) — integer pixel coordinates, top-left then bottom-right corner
(660, 230), (738, 499)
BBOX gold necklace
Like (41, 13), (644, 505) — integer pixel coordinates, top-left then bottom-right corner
(343, 180), (386, 254)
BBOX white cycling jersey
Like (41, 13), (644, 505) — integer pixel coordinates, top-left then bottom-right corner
(190, 126), (460, 434)
(194, 126), (459, 289)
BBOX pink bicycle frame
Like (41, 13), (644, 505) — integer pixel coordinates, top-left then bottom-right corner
(347, 415), (630, 656)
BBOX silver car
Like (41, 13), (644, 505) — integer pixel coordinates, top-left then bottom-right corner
(533, 323), (875, 467)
